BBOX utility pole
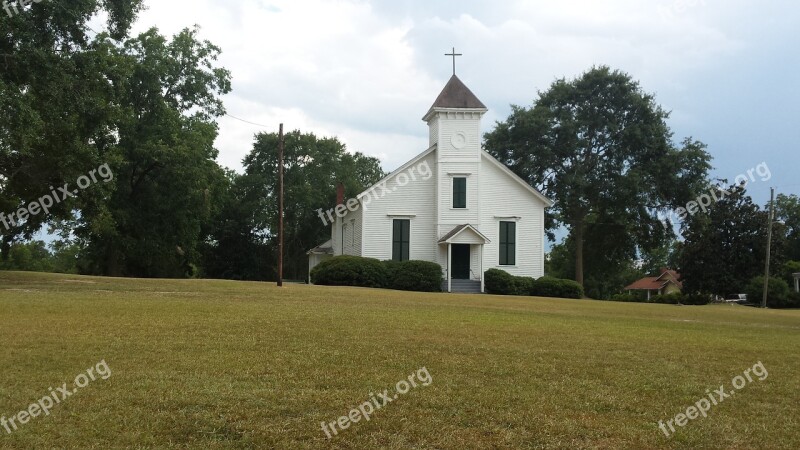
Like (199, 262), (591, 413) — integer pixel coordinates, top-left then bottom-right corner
(277, 124), (285, 287)
(762, 187), (775, 308)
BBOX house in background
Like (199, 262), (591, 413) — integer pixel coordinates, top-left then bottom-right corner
(307, 74), (552, 293)
(624, 268), (683, 300)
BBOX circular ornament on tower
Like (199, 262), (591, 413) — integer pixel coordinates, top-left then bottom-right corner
(451, 132), (467, 149)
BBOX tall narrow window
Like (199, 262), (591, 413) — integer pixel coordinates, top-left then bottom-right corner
(392, 219), (410, 261)
(453, 177), (467, 209)
(499, 221), (516, 266)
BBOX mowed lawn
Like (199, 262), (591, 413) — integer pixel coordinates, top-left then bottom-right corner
(0, 272), (798, 449)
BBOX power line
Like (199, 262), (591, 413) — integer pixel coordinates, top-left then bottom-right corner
(224, 113), (274, 129)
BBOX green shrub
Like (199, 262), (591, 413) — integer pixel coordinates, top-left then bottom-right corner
(679, 293), (712, 305)
(310, 256), (387, 288)
(650, 293), (682, 305)
(745, 276), (792, 308)
(530, 276), (584, 299)
(610, 293), (640, 303)
(485, 269), (583, 299)
(383, 259), (402, 284)
(485, 269), (518, 295)
(385, 260), (443, 292)
(787, 292), (800, 309)
(484, 269), (534, 296)
(514, 276), (536, 296)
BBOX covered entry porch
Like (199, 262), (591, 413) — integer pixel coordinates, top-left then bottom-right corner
(439, 224), (490, 293)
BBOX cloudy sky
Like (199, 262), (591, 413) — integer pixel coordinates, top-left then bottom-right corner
(127, 0), (799, 204)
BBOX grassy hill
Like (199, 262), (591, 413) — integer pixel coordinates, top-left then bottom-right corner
(1, 271), (798, 449)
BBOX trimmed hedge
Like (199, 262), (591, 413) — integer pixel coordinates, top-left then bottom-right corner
(610, 293), (640, 303)
(311, 256), (443, 292)
(485, 269), (584, 299)
(607, 292), (710, 305)
(485, 268), (521, 295)
(386, 260), (443, 292)
(680, 293), (712, 306)
(649, 293), (682, 305)
(530, 276), (584, 299)
(310, 256), (388, 288)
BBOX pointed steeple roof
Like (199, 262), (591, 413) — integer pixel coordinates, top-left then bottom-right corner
(428, 75), (487, 111)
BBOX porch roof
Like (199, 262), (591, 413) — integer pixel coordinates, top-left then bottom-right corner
(438, 224), (490, 245)
(306, 240), (334, 255)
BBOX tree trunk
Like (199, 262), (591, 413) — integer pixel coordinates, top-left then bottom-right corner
(574, 219), (585, 287)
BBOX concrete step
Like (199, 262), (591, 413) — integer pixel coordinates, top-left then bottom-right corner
(445, 280), (482, 294)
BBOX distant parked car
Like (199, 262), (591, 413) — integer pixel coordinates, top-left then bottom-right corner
(725, 294), (747, 303)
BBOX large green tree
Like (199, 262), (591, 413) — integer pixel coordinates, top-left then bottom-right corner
(74, 27), (231, 277)
(678, 184), (786, 296)
(2, 2), (231, 278)
(484, 66), (711, 285)
(240, 131), (384, 281)
(1, 0), (144, 242)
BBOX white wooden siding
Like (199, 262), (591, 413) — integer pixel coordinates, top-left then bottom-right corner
(478, 152), (547, 278)
(438, 162), (480, 229)
(360, 151), (438, 262)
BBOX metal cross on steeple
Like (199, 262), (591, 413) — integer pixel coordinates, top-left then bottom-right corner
(445, 47), (462, 75)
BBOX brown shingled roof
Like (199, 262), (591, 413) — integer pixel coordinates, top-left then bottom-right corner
(429, 75), (487, 110)
(624, 268), (683, 291)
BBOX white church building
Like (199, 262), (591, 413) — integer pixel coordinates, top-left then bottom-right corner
(308, 74), (552, 293)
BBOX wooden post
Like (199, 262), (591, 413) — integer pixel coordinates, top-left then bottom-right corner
(762, 187), (775, 308)
(277, 124), (285, 287)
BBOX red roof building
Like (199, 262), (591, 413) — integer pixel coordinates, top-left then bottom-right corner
(624, 268), (683, 300)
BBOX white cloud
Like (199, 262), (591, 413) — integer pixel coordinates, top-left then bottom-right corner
(129, 0), (754, 175)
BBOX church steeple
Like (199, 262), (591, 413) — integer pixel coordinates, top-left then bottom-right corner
(426, 75), (487, 115)
(423, 74), (488, 148)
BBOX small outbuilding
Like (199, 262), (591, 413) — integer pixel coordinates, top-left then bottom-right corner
(306, 240), (333, 283)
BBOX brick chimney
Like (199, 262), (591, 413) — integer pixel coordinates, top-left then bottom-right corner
(336, 182), (345, 206)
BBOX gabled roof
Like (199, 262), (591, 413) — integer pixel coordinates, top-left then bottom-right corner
(624, 269), (683, 291)
(624, 277), (666, 291)
(656, 269), (680, 283)
(306, 240), (333, 255)
(438, 224), (490, 244)
(423, 75), (487, 119)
